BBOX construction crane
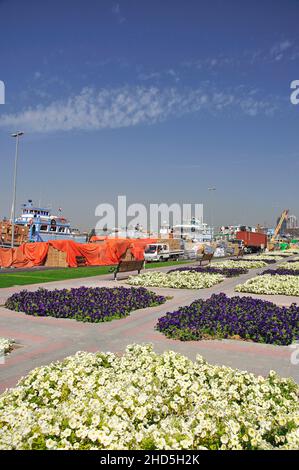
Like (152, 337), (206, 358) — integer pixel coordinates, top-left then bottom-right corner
(270, 209), (289, 243)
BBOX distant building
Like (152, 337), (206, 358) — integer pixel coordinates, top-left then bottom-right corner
(287, 214), (298, 229)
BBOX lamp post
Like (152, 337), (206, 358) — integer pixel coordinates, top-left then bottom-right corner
(10, 131), (24, 248)
(208, 187), (216, 239)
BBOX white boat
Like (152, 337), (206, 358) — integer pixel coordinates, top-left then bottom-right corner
(14, 200), (87, 243)
(161, 217), (213, 242)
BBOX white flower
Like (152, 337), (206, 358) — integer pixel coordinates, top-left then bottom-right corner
(128, 271), (225, 289)
(217, 260), (267, 269)
(45, 439), (57, 449)
(61, 428), (72, 438)
(87, 430), (99, 442)
(220, 435), (229, 444)
(235, 274), (299, 296)
(0, 338), (14, 356)
(0, 344), (298, 450)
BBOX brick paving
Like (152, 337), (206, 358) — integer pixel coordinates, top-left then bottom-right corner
(0, 258), (299, 393)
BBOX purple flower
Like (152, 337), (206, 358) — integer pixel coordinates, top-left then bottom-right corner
(5, 287), (166, 323)
(168, 266), (248, 277)
(156, 293), (299, 345)
(261, 269), (299, 276)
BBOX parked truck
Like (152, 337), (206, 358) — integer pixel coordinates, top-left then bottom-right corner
(236, 231), (267, 253)
(144, 239), (184, 262)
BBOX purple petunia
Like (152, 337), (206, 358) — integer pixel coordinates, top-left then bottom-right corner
(231, 258), (277, 264)
(261, 269), (299, 276)
(156, 293), (299, 345)
(168, 266), (248, 277)
(5, 286), (166, 323)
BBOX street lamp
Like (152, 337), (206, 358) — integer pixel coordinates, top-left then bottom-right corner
(10, 131), (24, 248)
(208, 187), (216, 239)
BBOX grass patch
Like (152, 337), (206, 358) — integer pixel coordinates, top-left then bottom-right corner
(0, 266), (112, 288)
(0, 260), (194, 288)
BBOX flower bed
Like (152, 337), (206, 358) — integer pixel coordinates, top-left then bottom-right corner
(156, 293), (299, 345)
(128, 271), (225, 289)
(243, 256), (283, 263)
(259, 252), (291, 257)
(0, 338), (14, 356)
(216, 260), (268, 269)
(0, 344), (298, 450)
(279, 262), (299, 270)
(261, 269), (299, 276)
(5, 287), (166, 322)
(167, 266), (248, 277)
(235, 275), (299, 297)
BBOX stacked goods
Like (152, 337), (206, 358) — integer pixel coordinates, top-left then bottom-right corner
(0, 222), (29, 246)
(44, 246), (68, 268)
(159, 238), (183, 251)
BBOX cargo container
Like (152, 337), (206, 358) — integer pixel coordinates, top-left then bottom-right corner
(236, 231), (267, 253)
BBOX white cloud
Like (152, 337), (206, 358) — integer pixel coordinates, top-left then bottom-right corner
(182, 56), (234, 70)
(270, 40), (292, 61)
(112, 3), (126, 23)
(138, 71), (161, 81)
(0, 85), (277, 133)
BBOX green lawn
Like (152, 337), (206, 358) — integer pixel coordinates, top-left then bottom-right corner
(0, 259), (193, 288)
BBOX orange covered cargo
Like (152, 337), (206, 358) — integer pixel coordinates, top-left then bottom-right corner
(0, 238), (156, 269)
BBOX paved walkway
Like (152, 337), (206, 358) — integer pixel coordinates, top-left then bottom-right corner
(1, 259), (299, 392)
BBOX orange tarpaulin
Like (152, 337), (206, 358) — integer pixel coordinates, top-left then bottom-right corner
(0, 238), (157, 269)
(0, 242), (49, 268)
(89, 235), (109, 242)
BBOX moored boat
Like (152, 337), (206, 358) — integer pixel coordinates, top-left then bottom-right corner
(1, 200), (87, 246)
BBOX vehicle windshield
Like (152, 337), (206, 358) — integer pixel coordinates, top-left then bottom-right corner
(145, 245), (157, 253)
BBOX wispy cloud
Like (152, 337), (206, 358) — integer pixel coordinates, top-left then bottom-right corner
(138, 71), (161, 81)
(247, 39), (297, 64)
(112, 3), (126, 24)
(137, 68), (180, 83)
(183, 39), (298, 71)
(0, 85), (278, 133)
(182, 56), (234, 70)
(270, 40), (293, 61)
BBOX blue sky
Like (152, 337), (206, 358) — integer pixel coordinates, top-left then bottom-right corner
(0, 0), (298, 230)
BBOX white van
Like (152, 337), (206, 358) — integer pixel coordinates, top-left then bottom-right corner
(144, 243), (184, 262)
